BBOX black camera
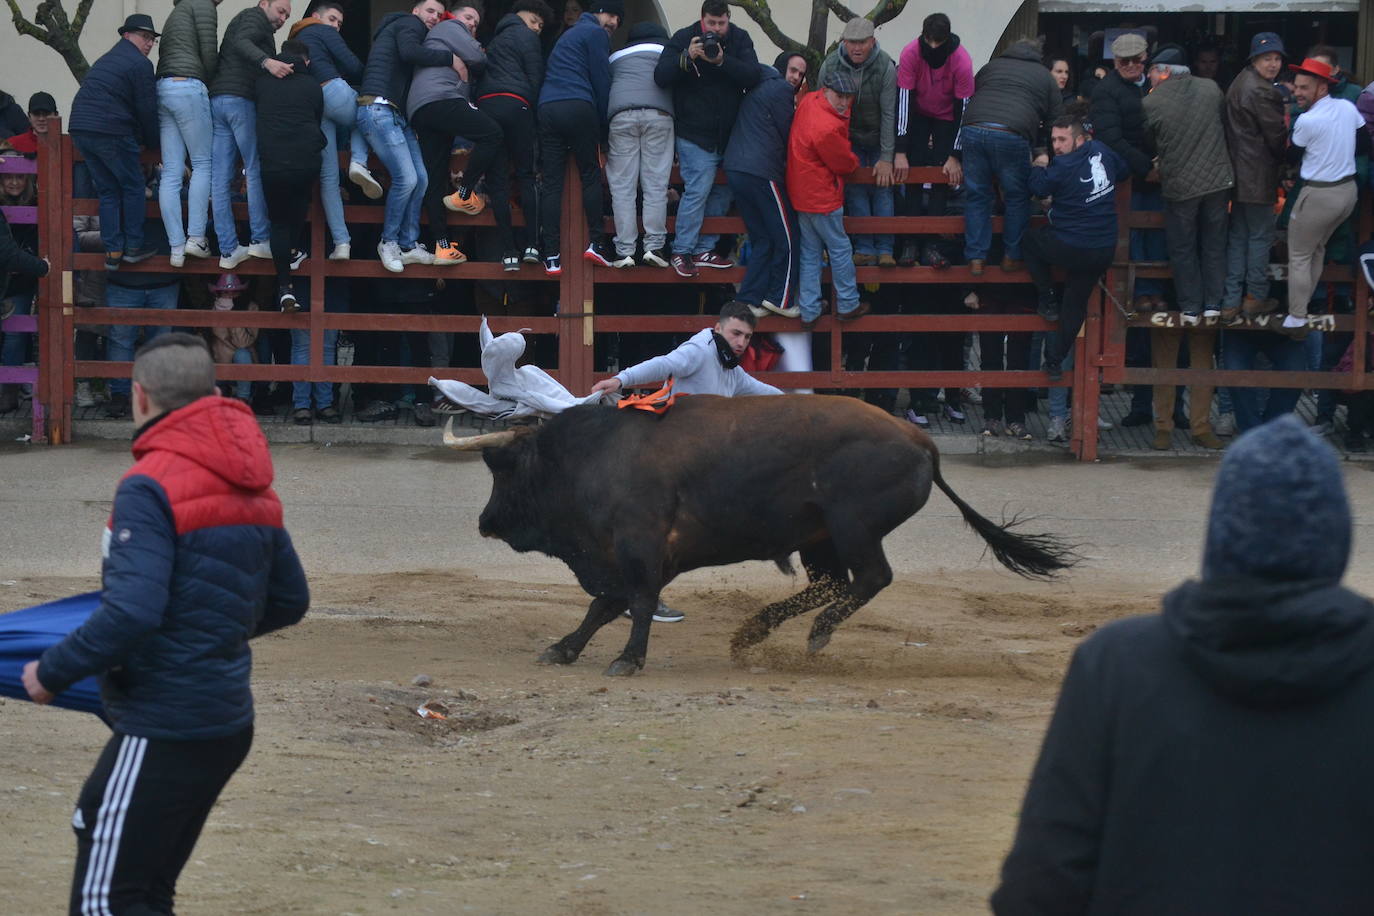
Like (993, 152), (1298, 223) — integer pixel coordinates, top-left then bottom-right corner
(701, 30), (721, 58)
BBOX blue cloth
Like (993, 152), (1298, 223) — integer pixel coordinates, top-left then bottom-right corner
(962, 125), (1031, 261)
(845, 144), (894, 257)
(672, 136), (731, 256)
(72, 132), (147, 255)
(1202, 414), (1350, 582)
(69, 39), (158, 146)
(1221, 330), (1305, 434)
(0, 593), (104, 716)
(538, 12), (611, 126)
(157, 77), (213, 248)
(211, 94), (270, 254)
(297, 21), (363, 85)
(319, 77), (369, 248)
(1028, 138), (1127, 249)
(797, 207), (859, 321)
(727, 172), (797, 310)
(105, 283), (179, 395)
(355, 103), (427, 247)
(359, 12), (453, 104)
(722, 65), (794, 183)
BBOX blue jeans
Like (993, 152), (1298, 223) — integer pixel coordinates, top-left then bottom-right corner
(72, 132), (146, 254)
(1222, 201), (1275, 308)
(1130, 187), (1166, 297)
(290, 327), (338, 408)
(1048, 340), (1074, 420)
(230, 347), (253, 399)
(157, 78), (213, 248)
(320, 79), (370, 248)
(844, 145), (893, 257)
(106, 284), (180, 395)
(960, 126), (1030, 262)
(1221, 330), (1305, 433)
(210, 94), (270, 254)
(356, 104), (426, 247)
(796, 208), (859, 322)
(1, 294), (33, 367)
(672, 137), (731, 256)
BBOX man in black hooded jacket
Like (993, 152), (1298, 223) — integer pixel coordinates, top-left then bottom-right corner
(993, 413), (1374, 915)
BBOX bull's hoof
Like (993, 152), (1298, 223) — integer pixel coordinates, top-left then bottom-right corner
(806, 632), (832, 655)
(730, 622), (769, 655)
(537, 644), (577, 666)
(604, 657), (642, 677)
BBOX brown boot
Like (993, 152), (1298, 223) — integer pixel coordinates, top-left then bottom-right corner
(853, 253), (877, 267)
(1192, 430), (1225, 449)
(969, 258), (985, 276)
(1242, 295), (1278, 317)
(1001, 257), (1025, 272)
(1152, 429), (1173, 450)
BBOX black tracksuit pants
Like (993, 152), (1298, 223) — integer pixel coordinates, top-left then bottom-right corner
(411, 98), (506, 250)
(1023, 225), (1115, 364)
(263, 169), (316, 290)
(537, 99), (604, 256)
(727, 171), (798, 310)
(479, 93), (539, 253)
(68, 726), (252, 915)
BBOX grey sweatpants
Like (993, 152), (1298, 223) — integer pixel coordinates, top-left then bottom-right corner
(1286, 179), (1357, 318)
(605, 108), (674, 256)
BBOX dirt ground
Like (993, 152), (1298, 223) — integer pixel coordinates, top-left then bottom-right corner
(2, 442), (1371, 915)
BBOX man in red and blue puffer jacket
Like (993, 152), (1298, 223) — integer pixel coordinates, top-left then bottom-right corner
(22, 332), (309, 915)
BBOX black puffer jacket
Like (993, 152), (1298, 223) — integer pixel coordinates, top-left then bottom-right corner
(993, 577), (1374, 915)
(210, 5), (277, 100)
(653, 21), (761, 153)
(1090, 69), (1153, 179)
(959, 40), (1061, 147)
(69, 39), (159, 146)
(254, 52), (324, 175)
(359, 11), (453, 108)
(478, 12), (544, 104)
(0, 92), (27, 140)
(0, 207), (48, 302)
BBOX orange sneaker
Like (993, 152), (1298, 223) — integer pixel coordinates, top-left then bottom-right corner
(434, 241), (467, 264)
(443, 191), (486, 216)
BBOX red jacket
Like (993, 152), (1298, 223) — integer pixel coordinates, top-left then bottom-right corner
(786, 91), (859, 214)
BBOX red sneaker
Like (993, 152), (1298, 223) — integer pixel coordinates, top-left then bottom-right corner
(692, 251), (734, 269)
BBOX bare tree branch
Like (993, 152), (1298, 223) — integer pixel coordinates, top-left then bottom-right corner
(7, 0), (91, 82)
(728, 0), (913, 86)
(727, 0), (813, 61)
(867, 0), (909, 28)
(4, 0), (47, 41)
(823, 0), (859, 21)
(70, 0), (92, 34)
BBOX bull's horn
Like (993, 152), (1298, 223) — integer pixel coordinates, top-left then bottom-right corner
(443, 416), (521, 450)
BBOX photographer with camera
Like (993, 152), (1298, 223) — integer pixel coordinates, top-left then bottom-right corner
(654, 0), (761, 277)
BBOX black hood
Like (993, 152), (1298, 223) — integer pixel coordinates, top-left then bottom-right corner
(1002, 39), (1043, 63)
(494, 12), (526, 36)
(373, 11), (408, 40)
(1164, 577), (1374, 705)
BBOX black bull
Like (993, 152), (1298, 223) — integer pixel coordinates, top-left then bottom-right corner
(446, 395), (1077, 676)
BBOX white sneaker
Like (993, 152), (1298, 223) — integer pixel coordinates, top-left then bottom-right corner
(610, 254), (636, 268)
(400, 243), (435, 265)
(1097, 416), (1114, 430)
(328, 243), (351, 261)
(247, 241), (272, 259)
(169, 246), (186, 268)
(75, 380), (96, 408)
(761, 299), (801, 318)
(1213, 412), (1237, 437)
(1047, 416), (1068, 442)
(348, 161), (383, 199)
(378, 240), (404, 273)
(747, 304), (769, 318)
(219, 244), (250, 269)
(184, 237), (212, 259)
(290, 249), (307, 270)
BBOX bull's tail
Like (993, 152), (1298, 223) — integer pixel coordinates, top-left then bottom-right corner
(929, 452), (1079, 579)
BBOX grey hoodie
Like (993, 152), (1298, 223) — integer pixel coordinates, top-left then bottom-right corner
(608, 39), (673, 120)
(616, 328), (781, 396)
(406, 19), (486, 120)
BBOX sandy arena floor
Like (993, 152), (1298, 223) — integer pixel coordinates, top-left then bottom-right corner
(2, 441), (1372, 915)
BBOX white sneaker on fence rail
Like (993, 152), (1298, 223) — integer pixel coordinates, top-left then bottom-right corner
(401, 243), (435, 266)
(378, 241), (404, 273)
(328, 243), (351, 261)
(184, 237), (212, 259)
(219, 245), (251, 270)
(169, 246), (186, 268)
(348, 161), (383, 199)
(247, 241), (272, 259)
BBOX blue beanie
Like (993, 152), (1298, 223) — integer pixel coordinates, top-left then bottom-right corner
(1201, 415), (1350, 582)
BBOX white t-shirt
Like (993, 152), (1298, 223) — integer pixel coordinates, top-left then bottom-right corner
(1292, 94), (1363, 182)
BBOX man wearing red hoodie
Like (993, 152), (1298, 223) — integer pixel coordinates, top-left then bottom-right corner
(786, 70), (867, 328)
(23, 333), (309, 914)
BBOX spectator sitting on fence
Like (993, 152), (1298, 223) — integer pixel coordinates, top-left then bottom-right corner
(788, 70), (868, 329)
(205, 273), (259, 404)
(0, 92), (57, 157)
(0, 164), (48, 414)
(410, 4), (500, 266)
(1142, 44), (1231, 452)
(605, 22), (675, 269)
(1222, 33), (1287, 322)
(953, 37), (1062, 276)
(476, 0), (554, 267)
(819, 17), (899, 269)
(356, 0), (456, 273)
(993, 414), (1374, 913)
(255, 39), (325, 312)
(290, 0), (371, 261)
(535, 0), (621, 275)
(1279, 56), (1366, 339)
(155, 0), (219, 268)
(210, 0), (293, 271)
(654, 0), (761, 278)
(895, 13), (973, 268)
(69, 14), (163, 271)
(723, 59), (799, 317)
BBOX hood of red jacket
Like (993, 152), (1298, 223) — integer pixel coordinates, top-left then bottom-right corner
(133, 395), (275, 492)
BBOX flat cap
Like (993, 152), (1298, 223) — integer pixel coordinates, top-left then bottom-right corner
(1111, 32), (1147, 59)
(841, 17), (874, 42)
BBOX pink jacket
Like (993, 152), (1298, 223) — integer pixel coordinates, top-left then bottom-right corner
(896, 39), (974, 122)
